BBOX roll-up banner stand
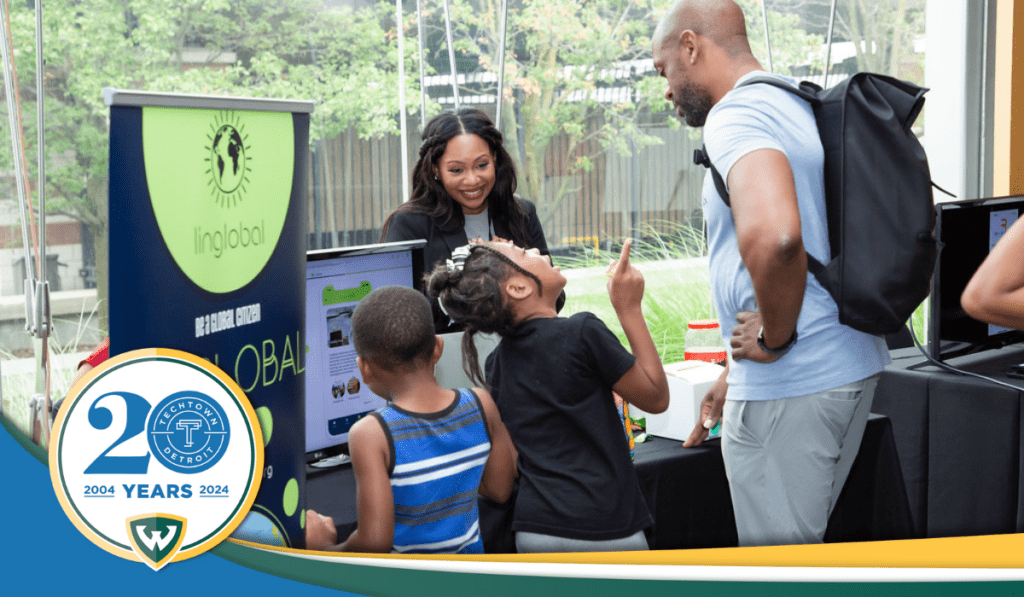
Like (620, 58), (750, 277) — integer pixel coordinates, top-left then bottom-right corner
(104, 89), (313, 549)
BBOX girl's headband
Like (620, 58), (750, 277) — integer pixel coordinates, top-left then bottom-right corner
(445, 244), (473, 273)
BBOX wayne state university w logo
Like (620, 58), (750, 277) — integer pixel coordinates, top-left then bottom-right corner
(126, 514), (187, 571)
(142, 107), (293, 294)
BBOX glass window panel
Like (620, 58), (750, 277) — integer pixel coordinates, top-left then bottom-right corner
(828, 0), (927, 85)
(0, 0), (937, 424)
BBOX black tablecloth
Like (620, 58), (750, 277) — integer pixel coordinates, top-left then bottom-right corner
(306, 414), (913, 551)
(873, 345), (1024, 539)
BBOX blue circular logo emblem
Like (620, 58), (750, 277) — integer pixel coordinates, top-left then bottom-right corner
(147, 391), (231, 473)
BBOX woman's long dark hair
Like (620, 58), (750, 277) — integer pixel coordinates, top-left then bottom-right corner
(381, 108), (530, 247)
(425, 246), (520, 388)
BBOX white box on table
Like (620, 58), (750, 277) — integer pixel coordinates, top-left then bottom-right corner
(631, 360), (724, 442)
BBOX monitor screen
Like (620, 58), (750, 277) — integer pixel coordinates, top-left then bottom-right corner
(434, 331), (501, 393)
(304, 240), (427, 461)
(929, 194), (1024, 360)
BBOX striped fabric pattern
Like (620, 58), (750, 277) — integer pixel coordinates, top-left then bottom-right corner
(376, 388), (491, 554)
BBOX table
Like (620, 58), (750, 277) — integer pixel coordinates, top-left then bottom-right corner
(873, 345), (1024, 539)
(306, 413), (913, 551)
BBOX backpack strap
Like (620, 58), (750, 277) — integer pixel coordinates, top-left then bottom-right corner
(728, 76), (830, 277)
(693, 146), (732, 207)
(692, 76), (820, 209)
(733, 75), (822, 102)
(692, 145), (828, 279)
(692, 74), (830, 276)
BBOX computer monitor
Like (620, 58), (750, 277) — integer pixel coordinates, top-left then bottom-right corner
(304, 240), (427, 463)
(928, 194), (1024, 361)
(433, 331), (501, 392)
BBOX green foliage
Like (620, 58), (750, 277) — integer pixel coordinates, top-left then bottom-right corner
(0, 0), (421, 332)
(834, 0), (926, 84)
(635, 75), (673, 119)
(736, 0), (826, 76)
(0, 0), (414, 218)
(445, 0), (680, 226)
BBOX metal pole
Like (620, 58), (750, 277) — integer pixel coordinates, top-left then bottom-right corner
(0, 0), (34, 309)
(823, 0), (838, 88)
(312, 142), (322, 249)
(760, 0), (773, 74)
(630, 137), (640, 241)
(35, 0), (51, 442)
(977, 0), (991, 198)
(495, 0), (509, 130)
(397, 0), (410, 202)
(442, 0), (460, 108)
(36, 0), (46, 291)
(416, 0), (427, 126)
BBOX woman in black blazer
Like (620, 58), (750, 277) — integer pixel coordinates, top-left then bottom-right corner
(381, 108), (551, 332)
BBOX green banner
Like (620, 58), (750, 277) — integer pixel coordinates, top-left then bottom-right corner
(142, 108), (293, 294)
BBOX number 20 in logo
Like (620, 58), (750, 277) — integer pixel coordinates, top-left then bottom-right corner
(50, 349), (263, 570)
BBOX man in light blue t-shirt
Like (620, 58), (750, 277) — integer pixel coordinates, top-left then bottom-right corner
(652, 0), (890, 547)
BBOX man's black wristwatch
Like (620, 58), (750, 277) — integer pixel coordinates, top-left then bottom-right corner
(757, 326), (798, 356)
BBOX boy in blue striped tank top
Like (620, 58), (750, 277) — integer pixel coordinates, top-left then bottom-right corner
(305, 286), (516, 554)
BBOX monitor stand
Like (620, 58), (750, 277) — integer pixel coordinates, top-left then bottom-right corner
(913, 338), (1020, 370)
(309, 453), (351, 469)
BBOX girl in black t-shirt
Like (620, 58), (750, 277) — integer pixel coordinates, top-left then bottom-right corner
(426, 239), (669, 552)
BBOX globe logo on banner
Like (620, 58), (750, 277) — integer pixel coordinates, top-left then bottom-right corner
(49, 349), (263, 570)
(143, 107), (293, 294)
(209, 122), (248, 200)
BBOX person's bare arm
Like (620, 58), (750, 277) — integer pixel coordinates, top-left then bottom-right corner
(728, 149), (807, 361)
(684, 362), (728, 448)
(304, 509), (338, 551)
(474, 388), (517, 503)
(962, 217), (1024, 331)
(333, 416), (394, 552)
(607, 239), (670, 414)
(70, 362), (94, 389)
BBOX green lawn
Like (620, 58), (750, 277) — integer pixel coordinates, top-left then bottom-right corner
(555, 230), (927, 362)
(559, 256), (715, 365)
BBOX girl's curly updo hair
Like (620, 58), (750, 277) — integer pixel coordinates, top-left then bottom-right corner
(426, 244), (538, 387)
(380, 108), (530, 246)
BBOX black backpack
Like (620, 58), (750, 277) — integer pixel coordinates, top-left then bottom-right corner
(694, 72), (940, 336)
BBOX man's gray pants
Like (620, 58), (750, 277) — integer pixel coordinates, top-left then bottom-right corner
(721, 374), (880, 547)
